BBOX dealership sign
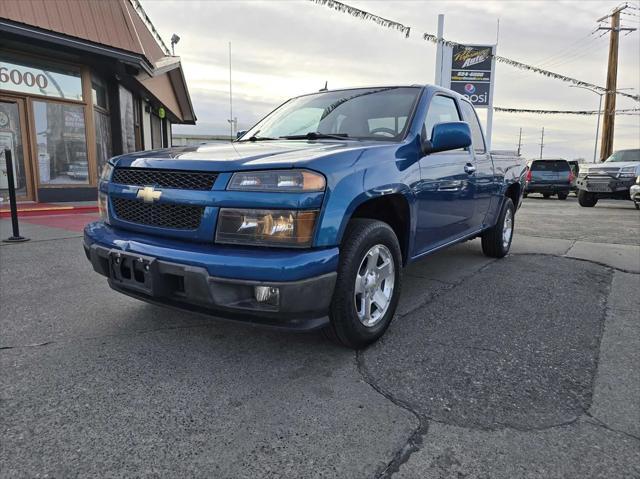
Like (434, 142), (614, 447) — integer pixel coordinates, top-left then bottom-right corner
(449, 44), (494, 107)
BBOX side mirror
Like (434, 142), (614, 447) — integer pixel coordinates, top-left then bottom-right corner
(422, 121), (472, 155)
(236, 130), (248, 140)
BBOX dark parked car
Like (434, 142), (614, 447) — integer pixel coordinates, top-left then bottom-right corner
(524, 159), (573, 200)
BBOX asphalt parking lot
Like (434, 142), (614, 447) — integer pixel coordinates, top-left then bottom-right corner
(1, 196), (639, 478)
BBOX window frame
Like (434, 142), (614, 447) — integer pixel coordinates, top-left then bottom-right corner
(421, 93), (465, 147)
(459, 99), (486, 155)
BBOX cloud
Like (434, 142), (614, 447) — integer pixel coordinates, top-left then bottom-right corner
(144, 0), (639, 159)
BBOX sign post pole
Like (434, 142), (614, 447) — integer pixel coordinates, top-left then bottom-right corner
(485, 45), (497, 151)
(434, 14), (445, 86)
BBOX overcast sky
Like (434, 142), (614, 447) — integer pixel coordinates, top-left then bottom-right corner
(143, 0), (640, 160)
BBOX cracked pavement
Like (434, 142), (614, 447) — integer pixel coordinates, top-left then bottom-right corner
(1, 197), (639, 478)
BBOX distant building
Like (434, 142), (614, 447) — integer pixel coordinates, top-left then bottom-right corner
(172, 134), (232, 147)
(0, 0), (196, 202)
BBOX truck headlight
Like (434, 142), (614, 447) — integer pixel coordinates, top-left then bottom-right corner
(100, 163), (114, 182)
(98, 192), (110, 224)
(227, 170), (325, 192)
(619, 166), (638, 178)
(215, 208), (318, 247)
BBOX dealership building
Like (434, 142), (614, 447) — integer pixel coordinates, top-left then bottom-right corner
(0, 0), (196, 203)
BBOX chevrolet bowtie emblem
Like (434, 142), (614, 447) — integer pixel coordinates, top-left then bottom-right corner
(136, 186), (162, 203)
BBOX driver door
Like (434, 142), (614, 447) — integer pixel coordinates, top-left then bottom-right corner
(414, 95), (477, 256)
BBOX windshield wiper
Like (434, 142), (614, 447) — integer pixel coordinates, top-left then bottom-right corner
(279, 132), (350, 140)
(240, 135), (278, 142)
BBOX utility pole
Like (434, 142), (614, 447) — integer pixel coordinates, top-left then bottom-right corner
(517, 128), (522, 157)
(597, 4), (636, 161)
(539, 127), (545, 160)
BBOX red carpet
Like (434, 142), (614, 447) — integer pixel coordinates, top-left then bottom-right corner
(0, 202), (98, 218)
(20, 213), (99, 232)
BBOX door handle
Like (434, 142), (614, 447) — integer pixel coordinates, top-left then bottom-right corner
(464, 163), (476, 174)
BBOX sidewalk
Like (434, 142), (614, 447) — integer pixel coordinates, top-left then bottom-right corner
(0, 212), (97, 240)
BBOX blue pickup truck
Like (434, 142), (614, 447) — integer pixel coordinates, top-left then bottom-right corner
(84, 85), (526, 348)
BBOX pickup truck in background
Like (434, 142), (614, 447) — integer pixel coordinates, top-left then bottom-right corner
(84, 85), (526, 348)
(576, 149), (640, 207)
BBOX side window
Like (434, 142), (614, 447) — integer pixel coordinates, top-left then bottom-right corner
(423, 95), (461, 140)
(460, 101), (486, 154)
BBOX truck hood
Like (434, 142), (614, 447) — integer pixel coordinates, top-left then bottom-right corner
(111, 140), (389, 172)
(582, 161), (640, 171)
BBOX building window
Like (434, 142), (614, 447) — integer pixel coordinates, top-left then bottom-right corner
(151, 113), (162, 149)
(0, 58), (83, 101)
(91, 77), (109, 110)
(94, 109), (112, 177)
(92, 75), (112, 178)
(33, 100), (89, 185)
(119, 86), (136, 154)
(0, 100), (28, 199)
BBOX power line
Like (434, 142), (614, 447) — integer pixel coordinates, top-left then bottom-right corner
(533, 29), (599, 69)
(308, 0), (640, 102)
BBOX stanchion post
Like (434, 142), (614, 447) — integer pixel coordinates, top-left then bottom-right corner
(2, 148), (30, 243)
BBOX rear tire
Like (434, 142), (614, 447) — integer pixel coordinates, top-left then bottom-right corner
(324, 219), (402, 349)
(558, 192), (568, 200)
(543, 193), (551, 199)
(578, 190), (598, 207)
(523, 193), (528, 198)
(481, 197), (515, 258)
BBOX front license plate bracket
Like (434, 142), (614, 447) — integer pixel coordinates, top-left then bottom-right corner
(587, 183), (611, 193)
(109, 251), (156, 295)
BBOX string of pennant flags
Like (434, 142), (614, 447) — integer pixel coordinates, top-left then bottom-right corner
(309, 0), (640, 103)
(310, 0), (411, 37)
(494, 107), (640, 115)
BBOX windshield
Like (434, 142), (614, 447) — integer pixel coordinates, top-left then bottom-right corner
(604, 149), (640, 163)
(531, 160), (570, 172)
(240, 87), (421, 141)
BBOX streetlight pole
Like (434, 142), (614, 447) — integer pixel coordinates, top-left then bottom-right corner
(569, 85), (633, 163)
(594, 94), (603, 164)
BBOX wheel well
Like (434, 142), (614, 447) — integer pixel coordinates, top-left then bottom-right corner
(348, 194), (410, 263)
(505, 183), (521, 208)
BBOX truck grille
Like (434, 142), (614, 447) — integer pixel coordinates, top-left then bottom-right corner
(112, 168), (217, 190)
(112, 197), (204, 230)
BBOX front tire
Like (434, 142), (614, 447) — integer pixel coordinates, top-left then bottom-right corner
(481, 197), (515, 258)
(325, 219), (402, 349)
(558, 192), (568, 200)
(578, 190), (598, 207)
(543, 193), (551, 199)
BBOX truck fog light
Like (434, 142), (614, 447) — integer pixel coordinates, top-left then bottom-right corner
(255, 286), (280, 306)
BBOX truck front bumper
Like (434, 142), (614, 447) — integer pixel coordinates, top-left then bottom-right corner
(576, 177), (635, 198)
(83, 221), (338, 330)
